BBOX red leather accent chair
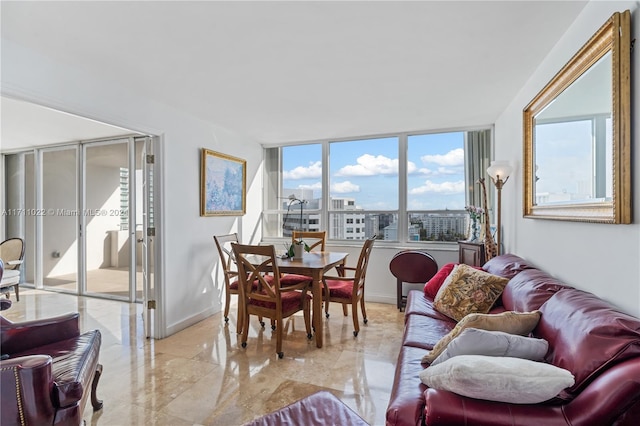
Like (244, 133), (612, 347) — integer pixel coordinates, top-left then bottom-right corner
(1, 312), (103, 426)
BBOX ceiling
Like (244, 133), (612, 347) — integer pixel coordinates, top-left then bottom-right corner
(1, 1), (588, 151)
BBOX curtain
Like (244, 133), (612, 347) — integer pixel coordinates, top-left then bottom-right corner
(465, 129), (493, 218)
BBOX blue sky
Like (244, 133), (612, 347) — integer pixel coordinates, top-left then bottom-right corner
(535, 119), (611, 199)
(282, 132), (466, 210)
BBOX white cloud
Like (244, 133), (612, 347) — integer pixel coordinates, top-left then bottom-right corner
(415, 167), (434, 176)
(298, 182), (322, 190)
(421, 148), (464, 166)
(409, 180), (465, 195)
(336, 154), (398, 176)
(283, 161), (322, 179)
(332, 181), (360, 193)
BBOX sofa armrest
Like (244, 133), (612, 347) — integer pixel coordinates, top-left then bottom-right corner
(1, 355), (57, 426)
(563, 357), (640, 425)
(1, 313), (80, 354)
(423, 389), (568, 426)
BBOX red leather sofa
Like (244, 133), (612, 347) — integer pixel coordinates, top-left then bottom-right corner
(386, 254), (640, 426)
(1, 312), (103, 426)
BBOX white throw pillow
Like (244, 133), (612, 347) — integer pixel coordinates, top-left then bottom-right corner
(430, 328), (549, 366)
(419, 355), (575, 404)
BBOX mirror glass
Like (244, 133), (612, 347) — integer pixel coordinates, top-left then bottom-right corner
(533, 52), (612, 206)
(523, 11), (630, 223)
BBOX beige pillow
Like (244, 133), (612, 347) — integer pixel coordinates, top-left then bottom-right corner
(421, 310), (542, 363)
(434, 264), (509, 321)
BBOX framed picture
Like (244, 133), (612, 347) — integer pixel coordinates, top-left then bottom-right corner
(200, 149), (246, 216)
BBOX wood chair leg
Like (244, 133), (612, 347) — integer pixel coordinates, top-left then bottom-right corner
(352, 302), (360, 337)
(304, 302), (313, 339)
(236, 300), (245, 335)
(91, 364), (104, 410)
(224, 291), (231, 323)
(241, 311), (250, 348)
(342, 303), (348, 316)
(360, 296), (368, 324)
(276, 318), (283, 358)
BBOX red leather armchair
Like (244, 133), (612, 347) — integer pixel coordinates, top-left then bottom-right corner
(1, 312), (103, 426)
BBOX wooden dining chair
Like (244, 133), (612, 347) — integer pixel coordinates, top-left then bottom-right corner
(232, 243), (313, 359)
(292, 230), (326, 251)
(280, 231), (327, 287)
(322, 235), (376, 336)
(214, 233), (265, 334)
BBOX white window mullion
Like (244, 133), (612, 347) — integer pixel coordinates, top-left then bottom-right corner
(398, 134), (408, 242)
(322, 141), (329, 235)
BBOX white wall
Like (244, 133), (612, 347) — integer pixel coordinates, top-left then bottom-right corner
(495, 1), (640, 317)
(1, 39), (265, 337)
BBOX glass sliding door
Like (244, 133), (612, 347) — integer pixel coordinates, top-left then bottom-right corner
(3, 134), (156, 311)
(42, 147), (79, 292)
(3, 152), (35, 285)
(84, 139), (132, 299)
(137, 136), (156, 336)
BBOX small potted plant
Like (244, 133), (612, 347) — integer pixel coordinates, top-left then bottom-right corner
(287, 238), (310, 259)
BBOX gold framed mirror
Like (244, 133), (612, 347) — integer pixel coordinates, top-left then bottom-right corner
(523, 10), (631, 223)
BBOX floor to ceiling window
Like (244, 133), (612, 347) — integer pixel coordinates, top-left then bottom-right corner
(263, 127), (492, 243)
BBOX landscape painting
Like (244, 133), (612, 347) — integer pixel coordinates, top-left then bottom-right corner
(200, 149), (246, 216)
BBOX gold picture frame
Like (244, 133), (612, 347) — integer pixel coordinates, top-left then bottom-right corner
(200, 149), (246, 216)
(523, 10), (631, 223)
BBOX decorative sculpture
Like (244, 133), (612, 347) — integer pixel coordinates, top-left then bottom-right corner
(478, 178), (498, 260)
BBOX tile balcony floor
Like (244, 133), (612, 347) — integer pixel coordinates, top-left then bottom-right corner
(2, 287), (405, 426)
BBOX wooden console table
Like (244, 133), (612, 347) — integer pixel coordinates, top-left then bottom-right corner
(458, 241), (486, 267)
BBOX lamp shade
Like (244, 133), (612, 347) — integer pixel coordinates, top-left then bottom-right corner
(487, 161), (513, 181)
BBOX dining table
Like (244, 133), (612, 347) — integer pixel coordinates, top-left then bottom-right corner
(276, 251), (348, 348)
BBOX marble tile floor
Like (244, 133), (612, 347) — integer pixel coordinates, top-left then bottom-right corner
(2, 288), (406, 425)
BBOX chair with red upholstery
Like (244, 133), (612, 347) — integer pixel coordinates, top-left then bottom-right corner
(280, 231), (328, 287)
(232, 243), (313, 358)
(214, 233), (267, 334)
(214, 233), (243, 328)
(322, 235), (376, 336)
(1, 312), (103, 425)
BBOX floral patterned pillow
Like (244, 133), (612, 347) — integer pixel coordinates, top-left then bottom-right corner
(433, 264), (509, 321)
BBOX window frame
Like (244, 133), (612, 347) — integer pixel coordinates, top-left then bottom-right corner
(262, 125), (493, 245)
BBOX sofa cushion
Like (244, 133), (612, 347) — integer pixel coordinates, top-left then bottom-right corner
(502, 269), (572, 312)
(434, 264), (509, 321)
(403, 313), (456, 351)
(430, 328), (549, 366)
(422, 310), (542, 363)
(419, 355), (575, 404)
(483, 253), (535, 280)
(537, 289), (640, 399)
(404, 290), (454, 323)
